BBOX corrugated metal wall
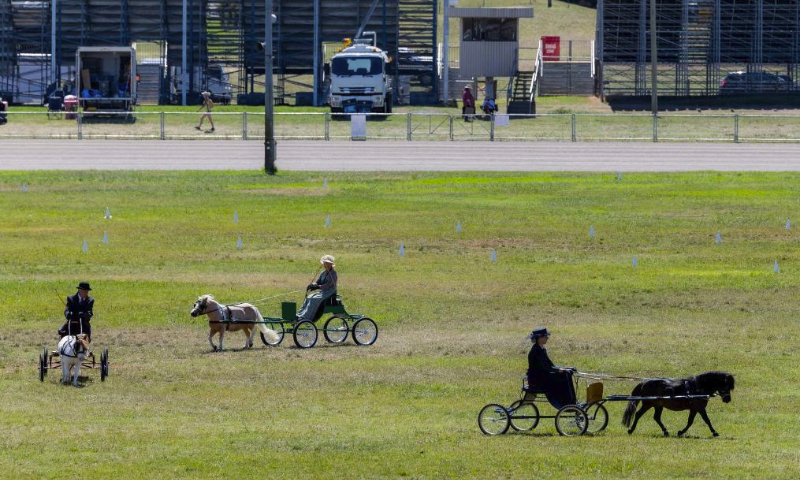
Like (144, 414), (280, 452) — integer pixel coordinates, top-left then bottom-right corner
(459, 42), (517, 77)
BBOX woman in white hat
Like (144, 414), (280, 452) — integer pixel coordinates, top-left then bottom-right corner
(195, 91), (215, 133)
(296, 255), (338, 321)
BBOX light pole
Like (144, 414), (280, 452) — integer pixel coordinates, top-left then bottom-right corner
(650, 0), (658, 114)
(264, 5), (277, 174)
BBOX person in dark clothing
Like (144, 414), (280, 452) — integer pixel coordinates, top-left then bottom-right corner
(526, 327), (577, 409)
(461, 86), (475, 122)
(58, 282), (94, 342)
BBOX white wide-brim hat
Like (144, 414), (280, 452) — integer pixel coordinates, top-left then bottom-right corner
(320, 255), (335, 266)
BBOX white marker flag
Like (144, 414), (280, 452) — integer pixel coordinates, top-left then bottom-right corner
(234, 211), (239, 224)
(22, 183), (28, 192)
(325, 215), (331, 228)
(774, 260), (780, 273)
(82, 241), (88, 253)
(104, 207), (112, 219)
(589, 225), (595, 238)
(237, 237), (243, 250)
(456, 220), (461, 233)
(715, 231), (722, 243)
(491, 249), (497, 263)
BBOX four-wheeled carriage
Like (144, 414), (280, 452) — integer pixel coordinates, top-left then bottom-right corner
(38, 345), (109, 383)
(478, 376), (608, 437)
(259, 295), (378, 349)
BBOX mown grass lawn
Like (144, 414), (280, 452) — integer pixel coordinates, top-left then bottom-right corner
(1, 171), (799, 479)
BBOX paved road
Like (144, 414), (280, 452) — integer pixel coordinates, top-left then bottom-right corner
(1, 140), (799, 171)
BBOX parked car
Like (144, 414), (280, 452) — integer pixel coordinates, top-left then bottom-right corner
(720, 72), (789, 93)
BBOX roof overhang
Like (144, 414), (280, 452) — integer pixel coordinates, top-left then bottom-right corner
(448, 7), (534, 18)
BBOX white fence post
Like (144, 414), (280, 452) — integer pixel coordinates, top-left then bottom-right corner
(734, 114), (739, 143)
(78, 111), (83, 140)
(571, 114), (577, 142)
(653, 114), (658, 142)
(406, 113), (412, 141)
(325, 112), (330, 141)
(242, 112), (247, 140)
(160, 112), (166, 140)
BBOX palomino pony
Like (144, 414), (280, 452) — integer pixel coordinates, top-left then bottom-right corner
(58, 334), (90, 386)
(190, 295), (279, 351)
(622, 371), (735, 437)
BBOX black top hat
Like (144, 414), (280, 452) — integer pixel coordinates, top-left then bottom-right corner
(530, 327), (550, 339)
(76, 282), (92, 291)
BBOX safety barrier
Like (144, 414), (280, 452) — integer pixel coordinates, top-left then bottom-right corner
(3, 111), (800, 143)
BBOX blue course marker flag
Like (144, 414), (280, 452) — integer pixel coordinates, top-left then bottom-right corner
(103, 231), (108, 244)
(589, 225), (595, 238)
(774, 260), (780, 273)
(82, 241), (88, 253)
(399, 243), (405, 256)
(715, 231), (722, 243)
(237, 237), (243, 250)
(491, 249), (497, 263)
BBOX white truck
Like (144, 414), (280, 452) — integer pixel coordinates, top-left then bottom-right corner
(75, 46), (136, 112)
(327, 33), (392, 114)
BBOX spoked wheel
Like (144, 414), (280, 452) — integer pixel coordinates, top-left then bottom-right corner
(323, 316), (349, 343)
(508, 400), (540, 432)
(100, 348), (109, 382)
(260, 322), (285, 346)
(39, 348), (48, 382)
(555, 405), (588, 437)
(352, 318), (378, 346)
(292, 321), (318, 349)
(584, 402), (609, 434)
(478, 403), (510, 436)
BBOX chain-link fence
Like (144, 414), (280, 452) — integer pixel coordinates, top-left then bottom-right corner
(3, 111), (800, 143)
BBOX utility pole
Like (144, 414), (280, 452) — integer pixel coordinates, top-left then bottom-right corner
(650, 0), (658, 114)
(265, 0), (276, 174)
(442, 0), (450, 105)
(181, 0), (187, 106)
(51, 0), (57, 87)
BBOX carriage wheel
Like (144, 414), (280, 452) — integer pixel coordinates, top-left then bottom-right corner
(260, 322), (285, 346)
(584, 403), (608, 434)
(39, 350), (47, 382)
(478, 403), (510, 436)
(292, 321), (318, 349)
(555, 405), (588, 437)
(352, 318), (378, 346)
(323, 316), (349, 343)
(100, 348), (109, 382)
(508, 400), (540, 432)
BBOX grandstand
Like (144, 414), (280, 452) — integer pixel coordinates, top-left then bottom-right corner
(0, 0), (437, 104)
(597, 0), (800, 96)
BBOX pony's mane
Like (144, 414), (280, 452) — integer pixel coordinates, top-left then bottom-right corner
(698, 371), (735, 389)
(199, 294), (215, 302)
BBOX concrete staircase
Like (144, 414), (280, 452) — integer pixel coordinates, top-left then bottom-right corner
(538, 62), (594, 96)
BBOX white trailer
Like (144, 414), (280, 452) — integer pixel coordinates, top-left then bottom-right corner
(75, 46), (136, 112)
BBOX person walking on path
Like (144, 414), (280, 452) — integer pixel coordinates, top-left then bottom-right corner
(195, 91), (215, 133)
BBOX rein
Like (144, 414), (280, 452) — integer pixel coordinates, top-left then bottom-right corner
(573, 371), (670, 383)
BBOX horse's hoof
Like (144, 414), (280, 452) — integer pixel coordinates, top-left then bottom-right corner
(663, 431), (669, 437)
(627, 429), (633, 435)
(712, 432), (719, 437)
(677, 431), (685, 437)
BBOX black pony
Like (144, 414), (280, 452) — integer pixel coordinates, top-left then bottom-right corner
(622, 371), (735, 437)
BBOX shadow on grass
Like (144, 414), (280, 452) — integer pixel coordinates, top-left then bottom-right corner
(606, 94), (800, 112)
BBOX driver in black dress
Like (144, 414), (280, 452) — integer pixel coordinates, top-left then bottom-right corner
(527, 328), (577, 409)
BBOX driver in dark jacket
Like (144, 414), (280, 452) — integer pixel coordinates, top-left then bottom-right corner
(527, 328), (577, 408)
(58, 282), (94, 342)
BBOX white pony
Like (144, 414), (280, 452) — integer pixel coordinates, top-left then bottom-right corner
(190, 294), (279, 351)
(58, 334), (90, 386)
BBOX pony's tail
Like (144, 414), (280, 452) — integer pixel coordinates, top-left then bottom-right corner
(622, 383), (643, 427)
(254, 309), (280, 344)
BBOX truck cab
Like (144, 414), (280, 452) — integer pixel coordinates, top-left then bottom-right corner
(328, 36), (392, 114)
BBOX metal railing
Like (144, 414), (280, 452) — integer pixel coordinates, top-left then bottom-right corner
(3, 111), (800, 143)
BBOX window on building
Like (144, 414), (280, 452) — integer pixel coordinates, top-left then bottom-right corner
(462, 18), (517, 42)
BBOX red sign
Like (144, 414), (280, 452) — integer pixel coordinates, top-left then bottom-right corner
(541, 36), (561, 62)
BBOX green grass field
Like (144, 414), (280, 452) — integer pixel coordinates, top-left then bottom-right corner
(1, 171), (799, 479)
